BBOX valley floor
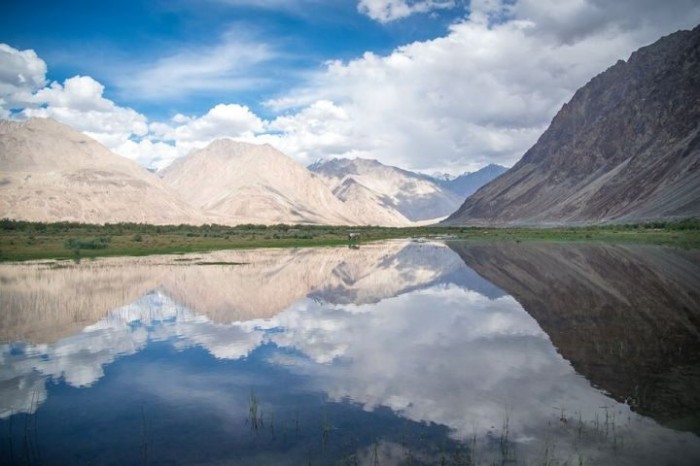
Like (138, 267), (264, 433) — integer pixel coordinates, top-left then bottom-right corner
(1, 219), (698, 262)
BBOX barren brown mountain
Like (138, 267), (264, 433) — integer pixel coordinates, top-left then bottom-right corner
(309, 157), (462, 223)
(0, 118), (206, 224)
(445, 25), (700, 226)
(160, 139), (370, 225)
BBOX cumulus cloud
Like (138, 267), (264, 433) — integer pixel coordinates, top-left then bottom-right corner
(245, 100), (368, 165)
(263, 21), (615, 170)
(0, 43), (47, 116)
(0, 45), (150, 156)
(510, 0), (700, 43)
(127, 103), (266, 168)
(112, 138), (183, 169)
(263, 0), (700, 172)
(358, 0), (458, 22)
(153, 103), (264, 144)
(2, 1), (699, 173)
(21, 76), (149, 148)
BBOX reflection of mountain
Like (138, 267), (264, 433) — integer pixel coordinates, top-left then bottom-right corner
(307, 241), (504, 304)
(157, 241), (480, 321)
(0, 260), (165, 344)
(0, 241), (490, 418)
(448, 241), (700, 433)
(0, 241), (488, 344)
(3, 242), (700, 465)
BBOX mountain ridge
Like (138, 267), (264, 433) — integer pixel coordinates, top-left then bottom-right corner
(444, 25), (700, 226)
(429, 164), (509, 198)
(309, 157), (462, 222)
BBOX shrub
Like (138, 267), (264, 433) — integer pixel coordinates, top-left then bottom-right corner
(64, 237), (111, 250)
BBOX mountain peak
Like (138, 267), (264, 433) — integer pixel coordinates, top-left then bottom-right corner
(310, 156), (463, 222)
(201, 139), (272, 157)
(160, 140), (362, 225)
(429, 164), (509, 198)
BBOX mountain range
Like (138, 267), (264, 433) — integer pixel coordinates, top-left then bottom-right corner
(2, 27), (698, 227)
(0, 118), (502, 226)
(308, 157), (466, 222)
(430, 164), (508, 198)
(445, 25), (700, 226)
(159, 139), (360, 226)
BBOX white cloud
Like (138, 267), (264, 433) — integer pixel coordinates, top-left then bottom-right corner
(0, 43), (47, 113)
(511, 0), (700, 43)
(2, 1), (699, 173)
(262, 21), (608, 170)
(154, 103), (264, 144)
(112, 138), (182, 169)
(261, 0), (700, 172)
(21, 75), (149, 148)
(245, 100), (367, 165)
(0, 46), (149, 155)
(358, 0), (457, 23)
(133, 103), (266, 167)
(116, 29), (277, 101)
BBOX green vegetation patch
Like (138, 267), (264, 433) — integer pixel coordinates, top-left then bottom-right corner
(0, 218), (698, 262)
(64, 236), (112, 250)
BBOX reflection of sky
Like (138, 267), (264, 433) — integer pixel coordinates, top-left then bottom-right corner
(2, 244), (700, 465)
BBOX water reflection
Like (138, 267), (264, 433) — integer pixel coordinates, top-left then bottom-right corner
(449, 241), (700, 435)
(1, 240), (699, 465)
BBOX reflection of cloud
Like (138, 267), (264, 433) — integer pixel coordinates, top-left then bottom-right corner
(270, 286), (573, 434)
(0, 291), (259, 418)
(0, 241), (480, 418)
(175, 321), (264, 360)
(449, 241), (700, 433)
(263, 285), (700, 465)
(0, 241), (485, 345)
(0, 367), (47, 418)
(2, 242), (699, 465)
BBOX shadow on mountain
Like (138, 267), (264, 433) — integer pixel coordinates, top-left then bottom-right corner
(447, 241), (700, 434)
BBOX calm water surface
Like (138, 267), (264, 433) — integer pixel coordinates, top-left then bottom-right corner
(1, 240), (699, 465)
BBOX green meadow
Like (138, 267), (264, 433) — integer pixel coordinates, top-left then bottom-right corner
(1, 218), (698, 262)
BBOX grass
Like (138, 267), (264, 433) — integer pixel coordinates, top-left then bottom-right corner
(0, 218), (698, 262)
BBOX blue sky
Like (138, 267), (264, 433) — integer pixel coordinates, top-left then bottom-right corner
(1, 1), (699, 172)
(1, 0), (458, 119)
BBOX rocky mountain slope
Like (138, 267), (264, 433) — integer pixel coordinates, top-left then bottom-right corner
(160, 139), (373, 226)
(0, 118), (206, 225)
(445, 25), (700, 226)
(431, 164), (508, 198)
(309, 157), (462, 222)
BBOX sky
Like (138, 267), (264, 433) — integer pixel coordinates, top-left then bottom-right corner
(1, 0), (699, 174)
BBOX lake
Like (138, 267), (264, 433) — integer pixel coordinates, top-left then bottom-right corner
(1, 240), (699, 465)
